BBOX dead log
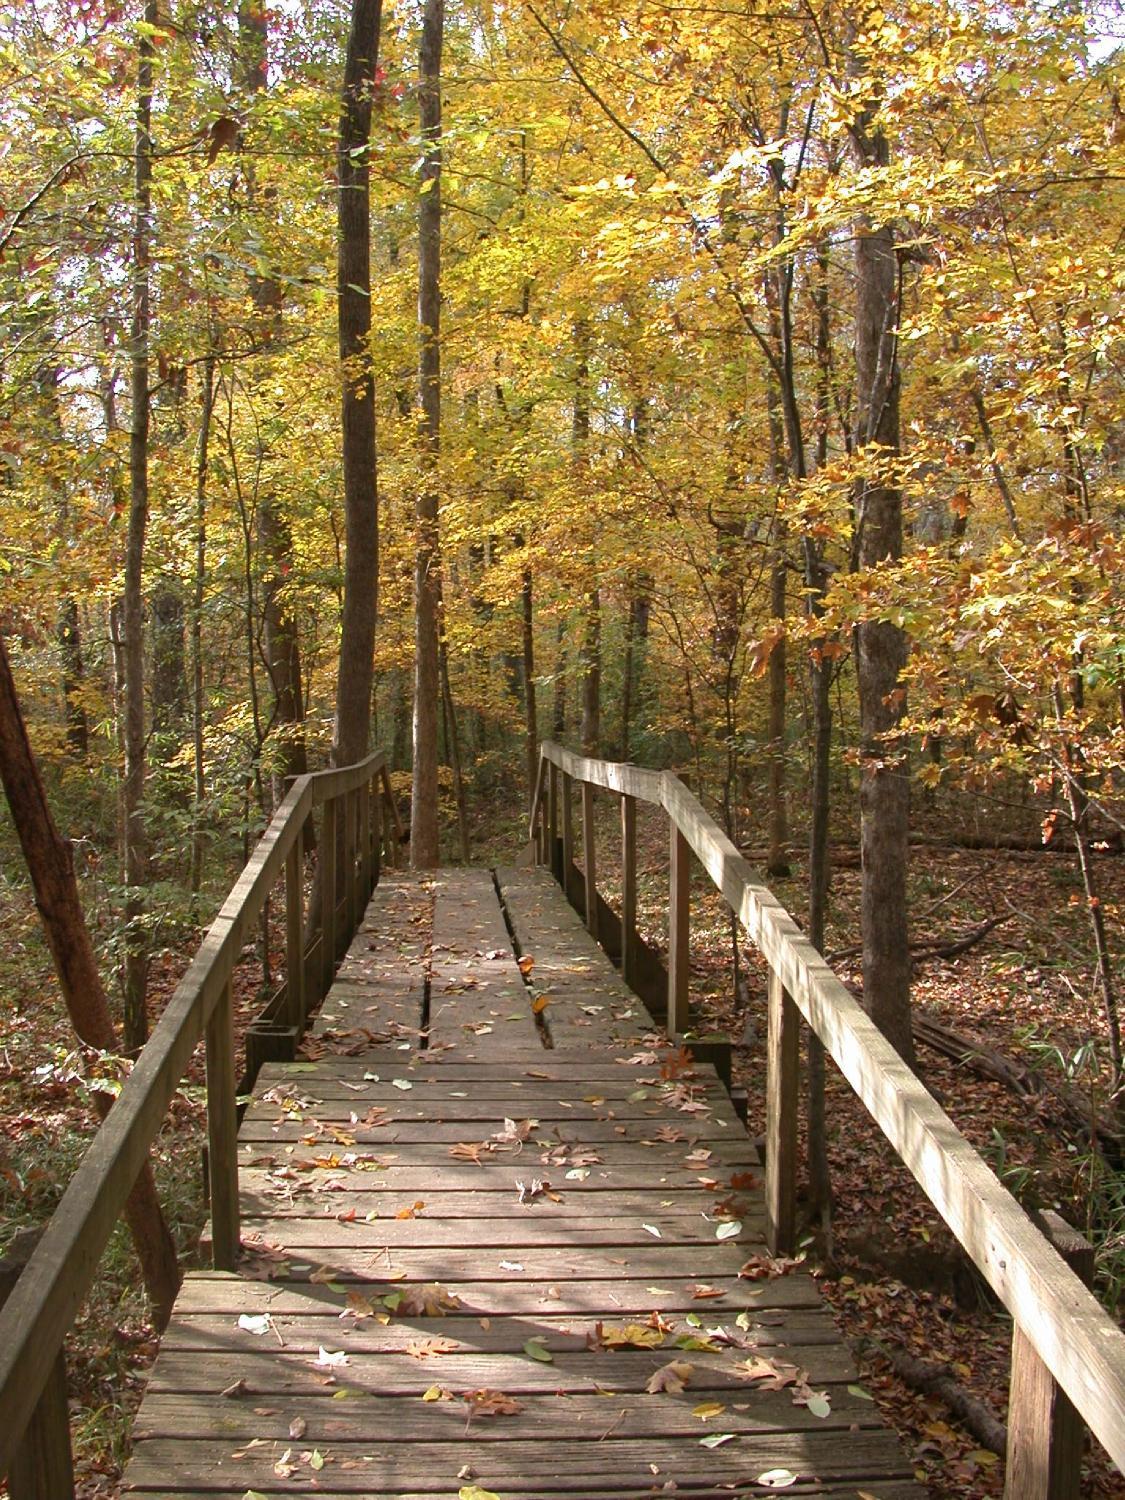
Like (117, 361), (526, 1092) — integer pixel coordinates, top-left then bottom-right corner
(827, 914), (1009, 968)
(913, 1009), (1121, 1148)
(860, 1336), (1009, 1457)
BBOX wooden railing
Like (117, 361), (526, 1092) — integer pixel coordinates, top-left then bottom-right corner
(0, 749), (403, 1496)
(531, 741), (1125, 1499)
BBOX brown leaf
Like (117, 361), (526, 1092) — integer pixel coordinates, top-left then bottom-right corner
(646, 1359), (695, 1394)
(463, 1388), (523, 1416)
(206, 115), (239, 164)
(406, 1336), (460, 1360)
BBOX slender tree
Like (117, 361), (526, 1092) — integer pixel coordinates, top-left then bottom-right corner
(333, 0), (383, 768)
(121, 0), (158, 1054)
(410, 0), (444, 867)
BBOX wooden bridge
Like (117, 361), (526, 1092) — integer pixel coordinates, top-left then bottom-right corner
(1, 744), (1123, 1498)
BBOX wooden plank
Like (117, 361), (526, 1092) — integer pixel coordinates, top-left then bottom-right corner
(143, 1344), (861, 1398)
(130, 1486), (924, 1500)
(766, 968), (798, 1257)
(206, 979), (240, 1270)
(160, 1305), (837, 1352)
(621, 792), (637, 989)
(321, 795), (338, 1000)
(284, 821), (306, 1031)
(132, 1384), (883, 1442)
(657, 772), (1125, 1471)
(175, 1270), (823, 1317)
(668, 815), (690, 1036)
(1005, 1212), (1095, 1500)
(124, 1430), (913, 1490)
(561, 769), (574, 888)
(0, 1235), (74, 1500)
(581, 781), (598, 938)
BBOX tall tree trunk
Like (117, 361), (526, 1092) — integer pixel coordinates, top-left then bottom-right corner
(333, 0), (383, 767)
(239, 0), (309, 802)
(38, 362), (89, 758)
(122, 0), (157, 1055)
(190, 354), (214, 902)
(521, 565), (537, 808)
(765, 374), (790, 878)
(410, 0), (444, 868)
(804, 240), (835, 1231)
(0, 633), (180, 1327)
(572, 320), (599, 756)
(852, 123), (913, 1064)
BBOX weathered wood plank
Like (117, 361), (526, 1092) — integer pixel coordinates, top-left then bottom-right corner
(125, 1430), (913, 1489)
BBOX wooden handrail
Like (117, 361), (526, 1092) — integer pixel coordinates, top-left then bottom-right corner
(531, 741), (1125, 1483)
(0, 749), (396, 1487)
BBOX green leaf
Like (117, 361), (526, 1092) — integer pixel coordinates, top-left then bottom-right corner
(847, 1383), (874, 1400)
(699, 1432), (736, 1448)
(715, 1219), (742, 1240)
(805, 1392), (831, 1418)
(458, 1487), (501, 1500)
(523, 1337), (553, 1363)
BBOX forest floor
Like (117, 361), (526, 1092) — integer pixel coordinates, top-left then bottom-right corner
(0, 794), (1123, 1498)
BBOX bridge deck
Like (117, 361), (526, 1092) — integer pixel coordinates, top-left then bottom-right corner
(122, 867), (922, 1498)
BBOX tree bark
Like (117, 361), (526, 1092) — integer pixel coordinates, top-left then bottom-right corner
(521, 565), (538, 810)
(0, 633), (180, 1327)
(334, 0), (383, 768)
(410, 0), (444, 868)
(190, 353), (214, 902)
(852, 120), (913, 1065)
(122, 0), (158, 1055)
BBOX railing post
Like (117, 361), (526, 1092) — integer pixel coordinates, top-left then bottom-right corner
(285, 820), (306, 1032)
(621, 792), (637, 988)
(0, 1234), (75, 1500)
(322, 794), (338, 996)
(582, 781), (598, 938)
(206, 977), (240, 1270)
(765, 966), (799, 1256)
(668, 817), (690, 1035)
(1005, 1212), (1094, 1500)
(344, 787), (358, 936)
(359, 774), (373, 900)
(561, 771), (574, 897)
(547, 761), (560, 881)
(382, 793), (394, 870)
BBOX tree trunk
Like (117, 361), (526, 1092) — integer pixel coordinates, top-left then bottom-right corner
(122, 0), (158, 1055)
(521, 565), (537, 809)
(410, 0), (443, 868)
(190, 354), (214, 902)
(333, 0), (383, 768)
(0, 632), (180, 1328)
(852, 121), (913, 1065)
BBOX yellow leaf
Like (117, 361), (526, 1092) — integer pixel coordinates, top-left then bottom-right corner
(692, 1401), (726, 1420)
(532, 994), (550, 1013)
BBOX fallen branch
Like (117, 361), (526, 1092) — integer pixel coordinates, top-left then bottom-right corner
(859, 1336), (1008, 1457)
(827, 915), (1009, 967)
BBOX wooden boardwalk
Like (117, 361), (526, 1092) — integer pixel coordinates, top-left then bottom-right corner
(122, 867), (922, 1499)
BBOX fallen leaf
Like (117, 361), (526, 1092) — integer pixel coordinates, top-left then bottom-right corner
(517, 955), (534, 976)
(642, 1223), (663, 1238)
(757, 1468), (798, 1488)
(406, 1336), (459, 1360)
(690, 1283), (725, 1300)
(315, 1347), (349, 1367)
(288, 1416), (307, 1439)
(693, 1401), (726, 1420)
(715, 1220), (742, 1241)
(237, 1314), (272, 1336)
(532, 995), (550, 1013)
(523, 1336), (553, 1363)
(463, 1388), (523, 1417)
(699, 1432), (736, 1448)
(221, 1378), (249, 1398)
(646, 1359), (694, 1394)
